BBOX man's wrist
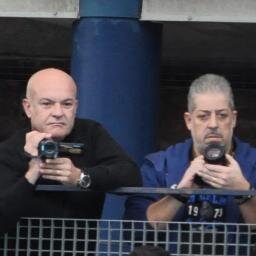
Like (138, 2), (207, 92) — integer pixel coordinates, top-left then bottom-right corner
(170, 184), (188, 204)
(25, 159), (41, 185)
(234, 183), (255, 205)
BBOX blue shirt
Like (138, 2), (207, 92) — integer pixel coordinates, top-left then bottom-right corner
(124, 138), (256, 254)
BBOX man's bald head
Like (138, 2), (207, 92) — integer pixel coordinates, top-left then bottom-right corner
(26, 68), (77, 100)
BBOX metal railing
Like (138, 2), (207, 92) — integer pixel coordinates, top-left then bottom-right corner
(1, 218), (256, 255)
(1, 186), (256, 255)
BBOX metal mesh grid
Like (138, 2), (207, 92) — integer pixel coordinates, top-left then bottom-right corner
(0, 218), (256, 255)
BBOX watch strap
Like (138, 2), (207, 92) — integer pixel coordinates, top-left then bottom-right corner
(234, 184), (254, 205)
(170, 184), (189, 204)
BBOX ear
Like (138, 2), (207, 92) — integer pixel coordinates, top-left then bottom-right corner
(232, 110), (237, 128)
(184, 112), (192, 131)
(22, 98), (32, 118)
(74, 99), (78, 113)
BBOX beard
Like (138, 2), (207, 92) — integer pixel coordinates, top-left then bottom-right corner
(193, 129), (233, 156)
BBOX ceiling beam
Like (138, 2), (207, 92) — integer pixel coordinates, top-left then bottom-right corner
(0, 0), (79, 18)
(141, 0), (256, 23)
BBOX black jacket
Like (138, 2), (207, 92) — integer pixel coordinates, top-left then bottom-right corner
(0, 118), (141, 234)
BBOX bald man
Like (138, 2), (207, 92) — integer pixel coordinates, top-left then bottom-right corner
(0, 68), (141, 236)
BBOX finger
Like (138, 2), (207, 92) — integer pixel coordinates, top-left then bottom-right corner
(42, 175), (69, 183)
(195, 155), (204, 160)
(201, 178), (222, 188)
(36, 133), (52, 142)
(40, 160), (69, 170)
(225, 154), (235, 165)
(200, 173), (225, 188)
(198, 169), (219, 180)
(192, 156), (205, 164)
(40, 169), (62, 175)
(45, 158), (66, 164)
(43, 159), (71, 169)
(40, 169), (70, 176)
(41, 163), (63, 170)
(204, 164), (226, 173)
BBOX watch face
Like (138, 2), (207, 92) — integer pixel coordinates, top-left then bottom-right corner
(79, 173), (91, 189)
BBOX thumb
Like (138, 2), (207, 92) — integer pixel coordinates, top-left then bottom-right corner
(225, 154), (235, 166)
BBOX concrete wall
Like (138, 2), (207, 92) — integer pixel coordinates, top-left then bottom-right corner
(141, 0), (256, 22)
(0, 0), (78, 18)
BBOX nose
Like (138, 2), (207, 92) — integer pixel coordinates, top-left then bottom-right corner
(208, 113), (218, 129)
(52, 103), (64, 117)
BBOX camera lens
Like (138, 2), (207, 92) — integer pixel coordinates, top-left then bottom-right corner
(204, 143), (226, 165)
(38, 139), (59, 159)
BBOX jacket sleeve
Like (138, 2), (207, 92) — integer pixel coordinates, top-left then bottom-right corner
(86, 122), (142, 190)
(0, 143), (35, 235)
(124, 159), (165, 221)
(0, 177), (34, 234)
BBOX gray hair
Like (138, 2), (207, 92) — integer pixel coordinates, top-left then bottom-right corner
(187, 74), (235, 112)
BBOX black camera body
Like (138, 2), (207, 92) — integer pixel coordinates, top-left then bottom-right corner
(38, 139), (85, 159)
(203, 143), (226, 165)
(194, 143), (226, 186)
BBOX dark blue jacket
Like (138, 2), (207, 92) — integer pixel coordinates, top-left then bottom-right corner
(125, 137), (256, 223)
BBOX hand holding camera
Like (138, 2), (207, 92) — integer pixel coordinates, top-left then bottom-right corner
(39, 156), (82, 185)
(24, 131), (85, 186)
(196, 144), (249, 190)
(194, 143), (226, 186)
(24, 131), (52, 158)
(38, 138), (85, 185)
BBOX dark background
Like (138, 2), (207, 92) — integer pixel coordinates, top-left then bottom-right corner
(1, 19), (256, 149)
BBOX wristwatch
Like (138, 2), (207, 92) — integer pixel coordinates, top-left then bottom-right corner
(170, 184), (189, 204)
(77, 170), (91, 189)
(234, 184), (255, 205)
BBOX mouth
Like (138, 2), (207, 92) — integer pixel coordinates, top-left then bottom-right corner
(205, 135), (223, 142)
(48, 122), (66, 127)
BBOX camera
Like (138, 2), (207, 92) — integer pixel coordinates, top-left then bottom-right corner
(203, 143), (226, 165)
(38, 139), (85, 159)
(194, 143), (226, 186)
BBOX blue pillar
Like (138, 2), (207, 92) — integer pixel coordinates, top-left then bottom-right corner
(71, 0), (162, 219)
